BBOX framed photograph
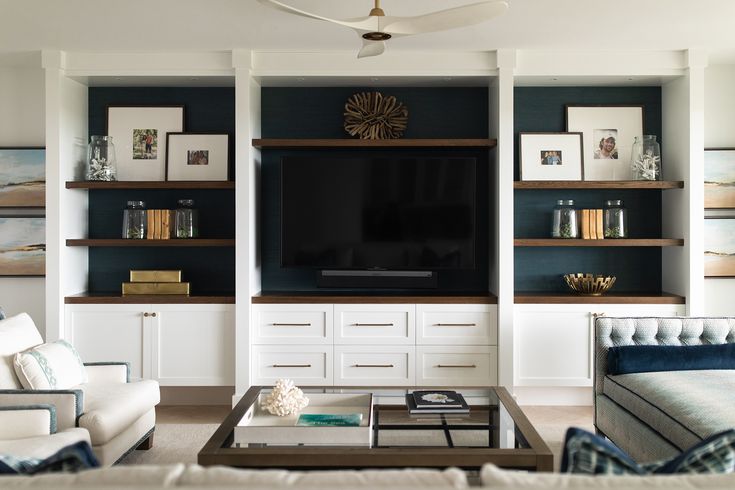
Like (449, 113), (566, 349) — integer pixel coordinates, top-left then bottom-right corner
(107, 105), (185, 181)
(165, 133), (230, 181)
(704, 216), (735, 277)
(519, 132), (583, 181)
(0, 216), (45, 276)
(566, 105), (644, 181)
(704, 149), (735, 209)
(0, 147), (45, 207)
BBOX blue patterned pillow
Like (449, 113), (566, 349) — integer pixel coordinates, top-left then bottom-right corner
(0, 441), (99, 474)
(561, 428), (735, 474)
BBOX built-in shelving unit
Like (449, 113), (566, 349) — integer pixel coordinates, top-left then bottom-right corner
(66, 239), (235, 247)
(65, 181), (235, 190)
(514, 238), (684, 247)
(64, 293), (236, 304)
(252, 293), (498, 304)
(514, 292), (686, 304)
(513, 181), (684, 189)
(252, 138), (496, 148)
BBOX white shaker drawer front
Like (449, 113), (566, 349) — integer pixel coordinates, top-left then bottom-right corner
(252, 304), (333, 345)
(334, 346), (415, 386)
(416, 346), (498, 386)
(416, 305), (497, 345)
(334, 305), (415, 345)
(251, 346), (333, 386)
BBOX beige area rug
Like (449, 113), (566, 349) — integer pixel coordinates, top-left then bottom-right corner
(119, 424), (219, 465)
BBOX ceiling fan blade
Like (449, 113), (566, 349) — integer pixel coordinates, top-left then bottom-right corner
(258, 0), (377, 31)
(357, 39), (386, 59)
(382, 0), (508, 36)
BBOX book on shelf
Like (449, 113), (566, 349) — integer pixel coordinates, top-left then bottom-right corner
(580, 209), (590, 239)
(406, 391), (470, 414)
(295, 413), (363, 427)
(595, 208), (604, 240)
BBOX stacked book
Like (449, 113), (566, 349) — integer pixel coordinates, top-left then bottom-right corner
(405, 390), (470, 414)
(146, 210), (174, 239)
(579, 209), (604, 239)
(122, 270), (190, 295)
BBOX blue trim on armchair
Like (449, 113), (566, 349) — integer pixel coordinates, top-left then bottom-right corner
(84, 362), (131, 383)
(0, 404), (57, 434)
(0, 389), (84, 423)
(0, 307), (5, 320)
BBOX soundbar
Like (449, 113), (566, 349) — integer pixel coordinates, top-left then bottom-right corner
(317, 270), (438, 289)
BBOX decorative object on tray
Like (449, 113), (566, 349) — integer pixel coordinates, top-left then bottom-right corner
(603, 200), (627, 238)
(260, 378), (309, 416)
(344, 92), (408, 140)
(405, 390), (470, 414)
(566, 105), (643, 181)
(0, 147), (45, 207)
(563, 273), (616, 296)
(552, 199), (579, 238)
(122, 269), (189, 295)
(86, 136), (117, 182)
(0, 216), (45, 276)
(175, 199), (198, 238)
(122, 200), (147, 239)
(295, 413), (363, 427)
(579, 208), (604, 239)
(107, 105), (185, 181)
(704, 217), (735, 277)
(519, 132), (583, 181)
(165, 133), (229, 181)
(630, 135), (661, 180)
(704, 149), (735, 209)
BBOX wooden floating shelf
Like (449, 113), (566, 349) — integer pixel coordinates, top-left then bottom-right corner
(514, 180), (684, 189)
(252, 292), (497, 304)
(65, 293), (235, 304)
(66, 181), (235, 189)
(514, 238), (684, 247)
(252, 138), (497, 149)
(66, 239), (235, 247)
(514, 292), (685, 305)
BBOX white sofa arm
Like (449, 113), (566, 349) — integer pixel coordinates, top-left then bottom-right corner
(84, 362), (130, 383)
(0, 390), (83, 431)
(0, 405), (56, 439)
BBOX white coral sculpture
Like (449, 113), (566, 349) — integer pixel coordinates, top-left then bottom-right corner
(260, 378), (309, 416)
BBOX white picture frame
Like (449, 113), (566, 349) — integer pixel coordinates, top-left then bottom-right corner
(107, 105), (185, 181)
(165, 133), (230, 181)
(566, 105), (644, 181)
(519, 132), (584, 181)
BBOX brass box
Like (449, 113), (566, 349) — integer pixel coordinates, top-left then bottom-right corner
(129, 270), (182, 283)
(122, 282), (190, 295)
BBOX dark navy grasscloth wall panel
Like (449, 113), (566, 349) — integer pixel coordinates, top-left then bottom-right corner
(514, 86), (664, 293)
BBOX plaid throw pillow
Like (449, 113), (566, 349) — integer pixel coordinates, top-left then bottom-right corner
(561, 428), (735, 475)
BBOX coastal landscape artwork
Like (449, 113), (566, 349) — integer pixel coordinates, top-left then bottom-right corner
(704, 217), (735, 277)
(0, 148), (45, 207)
(704, 149), (735, 209)
(0, 217), (45, 276)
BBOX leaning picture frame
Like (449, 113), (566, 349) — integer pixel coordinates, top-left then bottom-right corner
(107, 105), (185, 181)
(0, 147), (45, 207)
(519, 132), (584, 181)
(704, 216), (735, 277)
(704, 149), (735, 209)
(165, 133), (230, 181)
(0, 215), (45, 276)
(566, 104), (644, 181)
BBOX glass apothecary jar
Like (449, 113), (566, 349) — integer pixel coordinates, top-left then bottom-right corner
(603, 200), (628, 238)
(122, 201), (146, 239)
(175, 199), (199, 238)
(87, 135), (117, 181)
(630, 135), (661, 180)
(552, 199), (579, 238)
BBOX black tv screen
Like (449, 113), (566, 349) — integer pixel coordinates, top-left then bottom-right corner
(281, 156), (476, 270)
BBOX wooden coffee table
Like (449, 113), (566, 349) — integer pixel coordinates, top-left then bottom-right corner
(198, 386), (553, 471)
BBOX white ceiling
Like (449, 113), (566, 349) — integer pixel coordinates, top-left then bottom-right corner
(1, 0), (734, 66)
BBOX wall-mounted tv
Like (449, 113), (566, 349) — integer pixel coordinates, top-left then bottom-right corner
(281, 156), (477, 271)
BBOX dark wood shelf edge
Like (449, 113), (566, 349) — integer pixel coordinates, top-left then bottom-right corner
(65, 294), (235, 304)
(65, 181), (235, 189)
(514, 239), (684, 247)
(66, 239), (235, 247)
(252, 138), (497, 149)
(514, 292), (685, 304)
(252, 292), (498, 304)
(514, 180), (684, 189)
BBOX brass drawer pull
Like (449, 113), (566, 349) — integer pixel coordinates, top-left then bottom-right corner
(352, 364), (394, 368)
(271, 323), (312, 326)
(351, 323), (394, 327)
(272, 364), (312, 368)
(433, 323), (476, 326)
(436, 364), (477, 368)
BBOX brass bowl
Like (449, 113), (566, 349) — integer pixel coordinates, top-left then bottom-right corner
(563, 273), (616, 296)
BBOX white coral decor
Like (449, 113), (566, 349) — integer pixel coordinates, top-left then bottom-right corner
(260, 379), (309, 416)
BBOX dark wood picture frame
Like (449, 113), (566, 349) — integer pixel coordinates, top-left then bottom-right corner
(0, 147), (46, 208)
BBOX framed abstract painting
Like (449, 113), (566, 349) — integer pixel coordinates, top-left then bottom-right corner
(0, 216), (45, 276)
(0, 147), (45, 207)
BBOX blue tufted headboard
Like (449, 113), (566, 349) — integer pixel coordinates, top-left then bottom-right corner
(594, 317), (735, 395)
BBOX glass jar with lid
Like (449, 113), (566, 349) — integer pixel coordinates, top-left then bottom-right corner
(603, 200), (628, 238)
(122, 201), (146, 239)
(175, 199), (199, 238)
(552, 199), (579, 238)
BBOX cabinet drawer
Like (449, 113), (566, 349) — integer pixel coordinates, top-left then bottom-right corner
(251, 345), (332, 385)
(334, 305), (414, 345)
(416, 346), (497, 386)
(334, 346), (414, 386)
(416, 305), (497, 345)
(252, 304), (333, 345)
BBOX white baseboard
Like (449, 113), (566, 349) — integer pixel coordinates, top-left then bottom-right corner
(159, 386), (235, 405)
(512, 386), (593, 406)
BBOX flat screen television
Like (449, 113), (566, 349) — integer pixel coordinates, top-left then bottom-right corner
(281, 156), (476, 270)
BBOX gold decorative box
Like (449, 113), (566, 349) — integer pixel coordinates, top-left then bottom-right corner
(122, 282), (190, 295)
(129, 270), (182, 283)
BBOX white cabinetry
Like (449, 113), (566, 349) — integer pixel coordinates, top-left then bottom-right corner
(65, 303), (235, 386)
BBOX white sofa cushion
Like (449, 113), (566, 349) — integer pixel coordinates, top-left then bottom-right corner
(14, 340), (88, 390)
(0, 313), (43, 389)
(0, 428), (90, 460)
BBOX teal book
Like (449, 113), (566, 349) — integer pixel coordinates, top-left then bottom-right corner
(295, 413), (363, 427)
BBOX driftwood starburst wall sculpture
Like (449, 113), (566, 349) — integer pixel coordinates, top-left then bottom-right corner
(344, 92), (408, 139)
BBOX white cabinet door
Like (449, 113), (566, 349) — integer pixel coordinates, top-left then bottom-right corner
(252, 304), (333, 345)
(150, 304), (235, 386)
(416, 304), (497, 345)
(65, 304), (150, 381)
(334, 304), (414, 345)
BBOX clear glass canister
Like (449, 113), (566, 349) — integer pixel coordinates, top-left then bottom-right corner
(603, 200), (628, 238)
(122, 201), (146, 239)
(175, 199), (199, 238)
(87, 135), (117, 181)
(630, 135), (661, 180)
(552, 199), (579, 238)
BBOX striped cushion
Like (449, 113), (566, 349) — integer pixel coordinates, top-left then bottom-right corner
(13, 340), (88, 390)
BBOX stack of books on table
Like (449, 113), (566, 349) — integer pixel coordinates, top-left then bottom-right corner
(405, 390), (470, 414)
(122, 270), (190, 295)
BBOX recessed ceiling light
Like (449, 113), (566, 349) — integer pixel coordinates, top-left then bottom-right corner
(627, 77), (634, 81)
(371, 77), (380, 81)
(296, 77), (305, 82)
(551, 78), (558, 81)
(444, 77), (452, 81)
(115, 77), (122, 81)
(190, 77), (199, 81)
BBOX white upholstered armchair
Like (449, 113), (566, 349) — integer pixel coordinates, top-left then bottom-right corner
(0, 312), (160, 465)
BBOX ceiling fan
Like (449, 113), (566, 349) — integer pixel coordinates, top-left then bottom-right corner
(258, 0), (509, 58)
